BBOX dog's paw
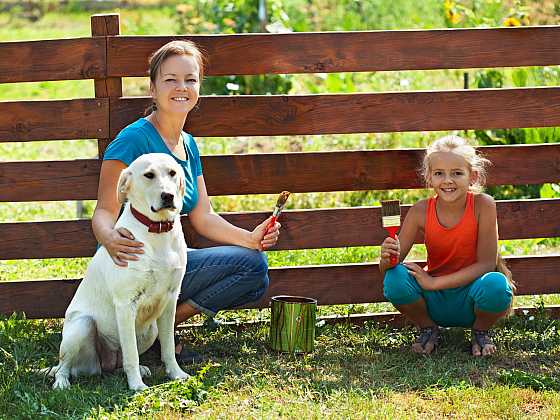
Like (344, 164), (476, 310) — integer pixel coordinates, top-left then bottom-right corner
(53, 376), (71, 390)
(168, 369), (190, 381)
(139, 365), (151, 378)
(129, 381), (149, 392)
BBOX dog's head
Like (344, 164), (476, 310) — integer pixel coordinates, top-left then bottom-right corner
(117, 153), (185, 220)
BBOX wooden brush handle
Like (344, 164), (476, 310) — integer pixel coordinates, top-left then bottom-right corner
(266, 216), (278, 233)
(385, 226), (399, 266)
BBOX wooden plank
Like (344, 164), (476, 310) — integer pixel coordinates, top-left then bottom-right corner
(0, 160), (101, 202)
(0, 99), (108, 142)
(1, 200), (558, 259)
(2, 145), (558, 202)
(111, 88), (560, 138)
(0, 255), (558, 318)
(91, 14), (123, 159)
(0, 38), (105, 83)
(108, 27), (560, 76)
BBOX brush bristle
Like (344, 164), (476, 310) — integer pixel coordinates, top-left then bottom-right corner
(381, 200), (401, 217)
(275, 191), (291, 207)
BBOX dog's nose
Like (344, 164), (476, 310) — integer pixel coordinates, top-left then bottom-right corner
(161, 192), (174, 206)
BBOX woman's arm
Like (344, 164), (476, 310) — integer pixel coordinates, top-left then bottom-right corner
(406, 194), (498, 290)
(92, 160), (144, 266)
(379, 201), (422, 275)
(188, 175), (280, 250)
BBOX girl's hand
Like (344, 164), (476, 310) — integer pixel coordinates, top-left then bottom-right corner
(250, 216), (281, 251)
(404, 262), (437, 290)
(103, 227), (144, 267)
(381, 235), (400, 266)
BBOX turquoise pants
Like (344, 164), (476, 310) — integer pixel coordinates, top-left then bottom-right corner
(383, 264), (513, 327)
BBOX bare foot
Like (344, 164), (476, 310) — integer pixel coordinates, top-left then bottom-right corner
(471, 329), (496, 357)
(411, 326), (440, 355)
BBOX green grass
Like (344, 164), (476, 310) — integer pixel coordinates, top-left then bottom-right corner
(1, 311), (560, 418)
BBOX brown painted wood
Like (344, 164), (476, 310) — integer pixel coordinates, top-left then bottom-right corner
(0, 38), (105, 83)
(2, 145), (558, 202)
(0, 255), (558, 318)
(0, 160), (101, 202)
(0, 99), (108, 142)
(91, 14), (123, 159)
(107, 27), (560, 76)
(1, 199), (558, 259)
(111, 88), (560, 138)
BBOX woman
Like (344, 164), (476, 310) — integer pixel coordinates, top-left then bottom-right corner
(93, 40), (279, 363)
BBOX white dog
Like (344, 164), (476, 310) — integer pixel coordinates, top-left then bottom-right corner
(44, 153), (189, 391)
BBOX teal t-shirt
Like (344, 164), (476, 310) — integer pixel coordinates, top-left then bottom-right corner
(103, 118), (203, 214)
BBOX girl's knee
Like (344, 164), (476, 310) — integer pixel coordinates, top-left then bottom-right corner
(383, 264), (420, 305)
(472, 272), (513, 312)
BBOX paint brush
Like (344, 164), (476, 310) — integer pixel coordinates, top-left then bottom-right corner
(267, 191), (291, 232)
(381, 200), (401, 266)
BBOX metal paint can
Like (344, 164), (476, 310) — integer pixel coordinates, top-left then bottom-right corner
(270, 295), (317, 353)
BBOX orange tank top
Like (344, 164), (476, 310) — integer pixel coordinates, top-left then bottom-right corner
(425, 192), (478, 276)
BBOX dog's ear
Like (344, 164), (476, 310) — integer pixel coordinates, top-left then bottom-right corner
(117, 168), (132, 204)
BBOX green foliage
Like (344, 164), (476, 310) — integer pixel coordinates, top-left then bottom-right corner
(175, 1), (293, 95)
(499, 369), (560, 391)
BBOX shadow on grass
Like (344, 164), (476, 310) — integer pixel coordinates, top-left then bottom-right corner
(1, 310), (559, 418)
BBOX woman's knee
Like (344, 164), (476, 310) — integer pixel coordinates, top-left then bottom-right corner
(383, 264), (420, 305)
(239, 248), (269, 292)
(472, 272), (513, 312)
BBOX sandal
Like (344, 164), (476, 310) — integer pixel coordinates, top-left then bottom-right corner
(471, 329), (496, 357)
(411, 326), (440, 354)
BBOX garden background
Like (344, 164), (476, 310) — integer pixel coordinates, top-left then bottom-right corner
(1, 0), (560, 418)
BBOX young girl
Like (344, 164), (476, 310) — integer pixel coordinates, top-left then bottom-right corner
(380, 135), (514, 356)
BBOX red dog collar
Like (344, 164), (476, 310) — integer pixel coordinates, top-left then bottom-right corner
(131, 206), (174, 233)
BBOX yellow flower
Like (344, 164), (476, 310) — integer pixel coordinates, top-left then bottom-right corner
(503, 17), (521, 27)
(444, 0), (461, 24)
(223, 18), (236, 28)
(176, 4), (193, 14)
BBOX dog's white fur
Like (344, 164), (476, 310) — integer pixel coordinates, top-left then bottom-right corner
(44, 153), (189, 391)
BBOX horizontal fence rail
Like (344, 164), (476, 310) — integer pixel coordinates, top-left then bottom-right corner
(0, 38), (106, 83)
(2, 145), (559, 201)
(112, 88), (560, 138)
(0, 255), (558, 318)
(108, 27), (560, 76)
(0, 99), (108, 142)
(1, 199), (558, 259)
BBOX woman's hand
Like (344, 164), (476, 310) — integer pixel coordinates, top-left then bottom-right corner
(403, 262), (437, 290)
(381, 235), (400, 266)
(102, 227), (144, 267)
(250, 216), (281, 251)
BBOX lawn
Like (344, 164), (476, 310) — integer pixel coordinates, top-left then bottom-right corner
(1, 0), (560, 418)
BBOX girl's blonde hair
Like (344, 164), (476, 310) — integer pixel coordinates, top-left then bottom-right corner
(421, 135), (491, 192)
(145, 40), (206, 115)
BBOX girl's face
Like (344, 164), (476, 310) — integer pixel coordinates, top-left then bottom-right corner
(428, 151), (476, 203)
(150, 54), (200, 117)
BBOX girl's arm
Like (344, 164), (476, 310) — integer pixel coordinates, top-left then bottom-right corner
(92, 160), (145, 266)
(188, 175), (280, 250)
(407, 194), (498, 290)
(379, 201), (423, 275)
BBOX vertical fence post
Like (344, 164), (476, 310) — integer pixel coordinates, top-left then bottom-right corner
(91, 14), (122, 160)
(83, 14), (123, 218)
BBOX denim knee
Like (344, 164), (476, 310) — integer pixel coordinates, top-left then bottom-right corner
(241, 248), (269, 295)
(470, 272), (513, 313)
(383, 263), (421, 306)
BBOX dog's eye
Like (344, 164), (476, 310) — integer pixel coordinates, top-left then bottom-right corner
(144, 172), (155, 179)
(169, 170), (176, 177)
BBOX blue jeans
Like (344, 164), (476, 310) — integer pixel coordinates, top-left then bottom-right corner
(383, 264), (513, 327)
(178, 246), (269, 317)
